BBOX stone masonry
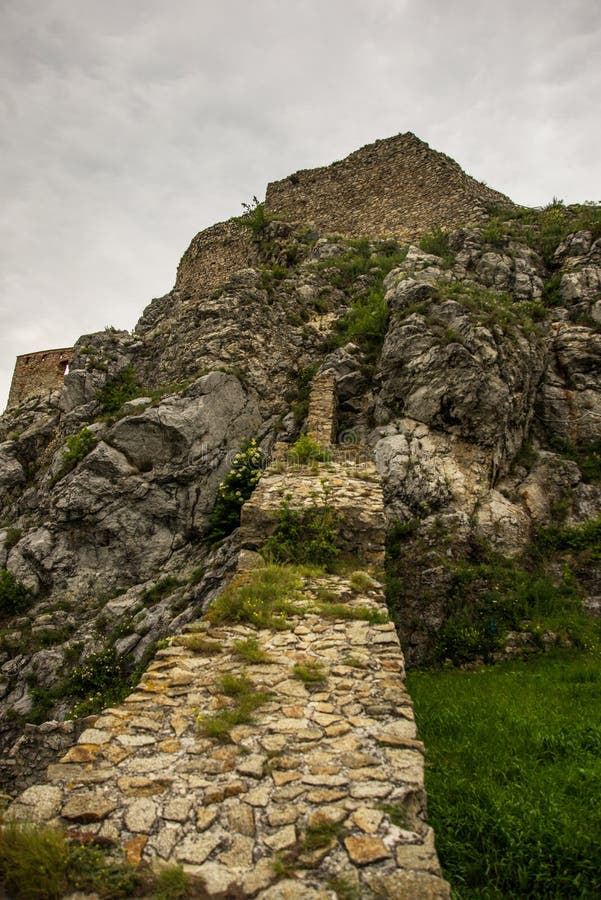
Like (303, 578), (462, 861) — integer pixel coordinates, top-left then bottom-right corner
(173, 132), (514, 302)
(6, 377), (449, 898)
(7, 347), (73, 410)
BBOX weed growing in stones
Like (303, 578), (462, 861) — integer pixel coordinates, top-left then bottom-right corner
(263, 491), (343, 569)
(317, 602), (389, 625)
(54, 427), (97, 482)
(175, 635), (221, 654)
(349, 570), (376, 593)
(233, 636), (272, 664)
(293, 661), (326, 684)
(287, 434), (331, 465)
(207, 565), (305, 630)
(197, 669), (271, 741)
(97, 365), (142, 413)
(141, 576), (183, 606)
(418, 226), (455, 266)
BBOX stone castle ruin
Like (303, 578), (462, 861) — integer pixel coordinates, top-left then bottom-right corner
(8, 132), (511, 408)
(7, 347), (73, 410)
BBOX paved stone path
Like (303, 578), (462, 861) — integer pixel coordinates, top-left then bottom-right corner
(7, 377), (450, 898)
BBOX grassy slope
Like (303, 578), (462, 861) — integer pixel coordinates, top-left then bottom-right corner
(407, 653), (601, 898)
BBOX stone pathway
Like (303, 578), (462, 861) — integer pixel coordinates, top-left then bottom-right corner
(7, 377), (450, 898)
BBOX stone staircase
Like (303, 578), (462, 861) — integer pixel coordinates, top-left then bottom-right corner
(6, 377), (450, 899)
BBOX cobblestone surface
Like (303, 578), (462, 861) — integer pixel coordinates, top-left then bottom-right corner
(6, 377), (450, 898)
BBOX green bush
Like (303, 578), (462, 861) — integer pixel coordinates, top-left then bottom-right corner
(4, 527), (22, 550)
(0, 569), (32, 618)
(207, 439), (263, 542)
(141, 575), (182, 605)
(67, 648), (128, 715)
(0, 825), (140, 899)
(418, 226), (455, 266)
(548, 437), (601, 484)
(483, 200), (601, 264)
(436, 281), (546, 334)
(233, 196), (271, 241)
(97, 365), (143, 413)
(56, 428), (96, 480)
(263, 492), (342, 568)
(287, 434), (331, 464)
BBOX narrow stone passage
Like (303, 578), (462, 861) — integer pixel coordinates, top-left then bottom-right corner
(7, 377), (450, 898)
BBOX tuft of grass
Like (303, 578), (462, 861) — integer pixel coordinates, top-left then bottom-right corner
(292, 661), (326, 685)
(198, 671), (271, 741)
(349, 571), (376, 593)
(0, 825), (140, 899)
(317, 602), (389, 625)
(152, 864), (190, 900)
(407, 653), (601, 898)
(207, 564), (304, 630)
(176, 635), (221, 655)
(418, 226), (455, 266)
(302, 820), (343, 850)
(233, 636), (272, 664)
(142, 576), (182, 606)
(188, 566), (206, 585)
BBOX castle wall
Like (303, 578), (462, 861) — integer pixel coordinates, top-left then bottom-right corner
(174, 219), (257, 297)
(265, 132), (513, 241)
(7, 347), (73, 410)
(171, 133), (513, 310)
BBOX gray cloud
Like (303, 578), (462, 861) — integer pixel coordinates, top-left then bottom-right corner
(1, 0), (600, 408)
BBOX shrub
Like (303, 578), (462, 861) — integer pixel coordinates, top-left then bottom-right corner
(67, 648), (128, 715)
(0, 569), (32, 618)
(263, 491), (342, 568)
(207, 439), (263, 542)
(233, 197), (271, 242)
(97, 365), (143, 413)
(141, 576), (182, 605)
(418, 226), (455, 266)
(4, 527), (22, 550)
(287, 434), (331, 464)
(56, 428), (97, 480)
(0, 825), (139, 899)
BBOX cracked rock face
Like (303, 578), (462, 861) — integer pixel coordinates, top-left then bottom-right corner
(1, 213), (600, 788)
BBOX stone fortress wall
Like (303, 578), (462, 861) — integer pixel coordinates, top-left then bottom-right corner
(7, 347), (73, 410)
(7, 132), (511, 408)
(265, 131), (512, 242)
(174, 131), (513, 299)
(6, 376), (451, 899)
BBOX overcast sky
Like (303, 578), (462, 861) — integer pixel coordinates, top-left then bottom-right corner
(1, 0), (600, 411)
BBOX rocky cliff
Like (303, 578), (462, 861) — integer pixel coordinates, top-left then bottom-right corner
(0, 132), (600, 895)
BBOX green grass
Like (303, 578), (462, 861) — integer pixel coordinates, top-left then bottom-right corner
(482, 200), (601, 264)
(407, 653), (601, 898)
(197, 670), (271, 741)
(232, 636), (272, 664)
(317, 602), (389, 625)
(207, 564), (304, 630)
(293, 661), (326, 684)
